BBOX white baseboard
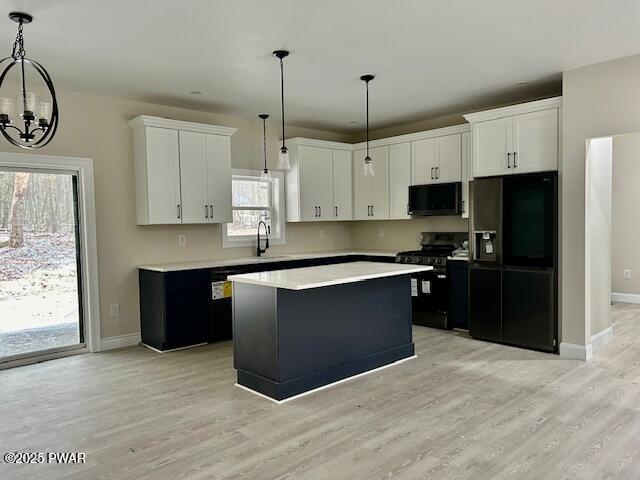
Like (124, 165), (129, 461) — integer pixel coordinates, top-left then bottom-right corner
(559, 342), (593, 361)
(611, 292), (640, 304)
(591, 326), (614, 350)
(101, 332), (141, 351)
(559, 326), (614, 361)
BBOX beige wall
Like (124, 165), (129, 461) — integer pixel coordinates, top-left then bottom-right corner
(612, 133), (640, 295)
(351, 218), (468, 252)
(562, 53), (640, 344)
(585, 137), (612, 337)
(0, 89), (354, 339)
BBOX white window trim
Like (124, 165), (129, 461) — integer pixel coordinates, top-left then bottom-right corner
(222, 169), (286, 248)
(0, 152), (101, 360)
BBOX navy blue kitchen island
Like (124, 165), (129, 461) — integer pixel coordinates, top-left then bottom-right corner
(229, 261), (432, 401)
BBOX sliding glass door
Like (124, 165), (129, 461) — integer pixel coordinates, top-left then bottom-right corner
(0, 168), (85, 364)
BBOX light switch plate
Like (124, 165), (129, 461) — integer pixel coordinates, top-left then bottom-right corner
(319, 230), (325, 240)
(378, 228), (384, 238)
(178, 235), (186, 247)
(110, 304), (120, 317)
(624, 269), (632, 280)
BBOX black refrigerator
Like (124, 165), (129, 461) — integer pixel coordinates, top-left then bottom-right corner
(469, 171), (558, 353)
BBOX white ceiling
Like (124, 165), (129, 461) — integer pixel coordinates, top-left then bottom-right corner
(3, 0), (640, 133)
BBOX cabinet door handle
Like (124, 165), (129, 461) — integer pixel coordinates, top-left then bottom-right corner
(507, 152), (511, 168)
(462, 200), (465, 214)
(431, 167), (434, 180)
(407, 203), (410, 215)
(318, 206), (321, 217)
(435, 166), (439, 179)
(335, 206), (338, 217)
(205, 205), (208, 219)
(367, 205), (370, 216)
(314, 206), (318, 217)
(177, 204), (181, 219)
(371, 205), (374, 216)
(210, 205), (213, 218)
(513, 152), (517, 168)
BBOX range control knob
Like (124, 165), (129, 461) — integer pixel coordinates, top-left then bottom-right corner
(436, 258), (443, 265)
(416, 257), (423, 264)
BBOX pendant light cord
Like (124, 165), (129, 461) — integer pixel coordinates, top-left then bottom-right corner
(366, 79), (369, 158)
(280, 58), (286, 150)
(263, 117), (267, 171)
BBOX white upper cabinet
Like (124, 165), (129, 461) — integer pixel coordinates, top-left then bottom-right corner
(411, 138), (437, 184)
(332, 149), (353, 220)
(353, 146), (389, 220)
(178, 131), (208, 224)
(512, 108), (558, 173)
(285, 139), (352, 222)
(129, 116), (236, 225)
(471, 117), (513, 177)
(138, 127), (181, 224)
(436, 134), (462, 183)
(411, 134), (461, 184)
(206, 134), (233, 223)
(464, 97), (561, 178)
(461, 131), (471, 219)
(389, 142), (411, 219)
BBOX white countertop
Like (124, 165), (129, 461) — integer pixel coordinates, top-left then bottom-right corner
(228, 261), (433, 290)
(138, 250), (397, 272)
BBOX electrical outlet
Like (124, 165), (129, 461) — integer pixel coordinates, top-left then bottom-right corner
(319, 230), (325, 240)
(378, 228), (384, 238)
(624, 269), (632, 280)
(178, 235), (186, 247)
(110, 304), (120, 317)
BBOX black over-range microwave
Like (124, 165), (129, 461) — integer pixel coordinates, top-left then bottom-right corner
(408, 182), (462, 216)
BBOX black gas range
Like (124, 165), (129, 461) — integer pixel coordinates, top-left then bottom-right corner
(396, 232), (467, 329)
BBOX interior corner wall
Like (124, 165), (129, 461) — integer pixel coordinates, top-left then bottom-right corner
(562, 53), (640, 345)
(611, 133), (640, 297)
(585, 137), (612, 338)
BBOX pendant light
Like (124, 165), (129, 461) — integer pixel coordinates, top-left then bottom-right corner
(0, 12), (58, 149)
(273, 50), (291, 170)
(361, 74), (375, 176)
(259, 114), (271, 180)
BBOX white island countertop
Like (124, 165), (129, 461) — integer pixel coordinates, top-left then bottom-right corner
(228, 261), (433, 290)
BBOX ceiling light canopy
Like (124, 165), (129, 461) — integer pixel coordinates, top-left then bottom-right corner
(361, 74), (375, 177)
(0, 12), (58, 149)
(273, 50), (291, 171)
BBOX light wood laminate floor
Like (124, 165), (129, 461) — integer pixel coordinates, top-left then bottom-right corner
(1, 303), (640, 480)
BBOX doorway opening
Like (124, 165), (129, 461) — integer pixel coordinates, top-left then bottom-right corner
(0, 168), (85, 362)
(585, 133), (640, 354)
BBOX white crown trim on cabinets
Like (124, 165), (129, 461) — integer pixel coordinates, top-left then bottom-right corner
(128, 115), (238, 137)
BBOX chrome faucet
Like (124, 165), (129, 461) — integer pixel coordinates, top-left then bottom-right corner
(256, 221), (270, 257)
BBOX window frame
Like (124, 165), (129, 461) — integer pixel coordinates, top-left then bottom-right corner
(222, 169), (286, 248)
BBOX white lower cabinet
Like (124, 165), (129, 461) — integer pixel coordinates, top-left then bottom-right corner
(353, 146), (389, 220)
(130, 116), (236, 225)
(389, 142), (411, 219)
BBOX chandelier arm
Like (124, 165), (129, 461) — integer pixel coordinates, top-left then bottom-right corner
(1, 124), (23, 134)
